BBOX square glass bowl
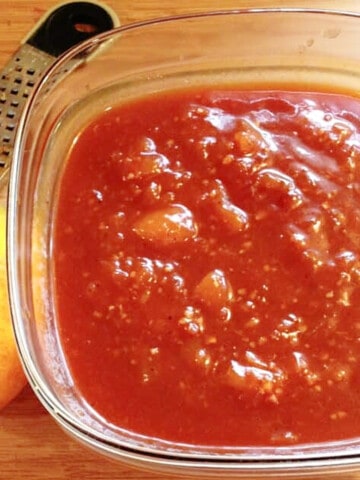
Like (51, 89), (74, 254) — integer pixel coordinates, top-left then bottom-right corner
(7, 8), (360, 478)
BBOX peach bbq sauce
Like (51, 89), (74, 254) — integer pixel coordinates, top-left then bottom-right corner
(54, 88), (360, 446)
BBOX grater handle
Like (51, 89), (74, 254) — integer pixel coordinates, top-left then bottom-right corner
(26, 1), (119, 57)
(0, 1), (119, 187)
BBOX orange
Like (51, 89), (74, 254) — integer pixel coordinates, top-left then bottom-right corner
(0, 206), (27, 411)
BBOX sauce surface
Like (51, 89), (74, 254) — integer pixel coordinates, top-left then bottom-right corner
(54, 88), (360, 447)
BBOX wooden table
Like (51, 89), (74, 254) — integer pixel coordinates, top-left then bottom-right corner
(1, 1), (360, 479)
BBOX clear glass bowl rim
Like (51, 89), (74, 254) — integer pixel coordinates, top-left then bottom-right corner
(7, 6), (360, 475)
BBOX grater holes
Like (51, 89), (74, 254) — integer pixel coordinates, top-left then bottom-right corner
(2, 146), (10, 154)
(0, 44), (58, 175)
(0, 152), (10, 168)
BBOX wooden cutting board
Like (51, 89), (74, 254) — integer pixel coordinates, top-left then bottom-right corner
(1, 1), (360, 479)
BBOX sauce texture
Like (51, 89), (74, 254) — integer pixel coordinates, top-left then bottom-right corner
(54, 88), (360, 446)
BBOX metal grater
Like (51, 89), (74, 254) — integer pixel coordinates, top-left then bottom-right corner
(0, 1), (119, 187)
(0, 44), (53, 175)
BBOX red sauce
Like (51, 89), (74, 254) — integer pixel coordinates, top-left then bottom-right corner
(54, 88), (360, 447)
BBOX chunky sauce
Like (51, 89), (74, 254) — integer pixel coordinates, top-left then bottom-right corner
(54, 88), (360, 446)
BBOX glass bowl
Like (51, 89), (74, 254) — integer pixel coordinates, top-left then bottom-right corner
(7, 7), (360, 478)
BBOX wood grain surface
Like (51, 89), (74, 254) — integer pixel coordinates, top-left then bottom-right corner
(1, 1), (360, 479)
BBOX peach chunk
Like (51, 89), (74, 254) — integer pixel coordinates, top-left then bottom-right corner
(194, 269), (233, 310)
(121, 152), (170, 180)
(225, 359), (285, 403)
(255, 168), (303, 209)
(215, 199), (249, 233)
(133, 203), (198, 246)
(204, 179), (249, 233)
(113, 136), (171, 181)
